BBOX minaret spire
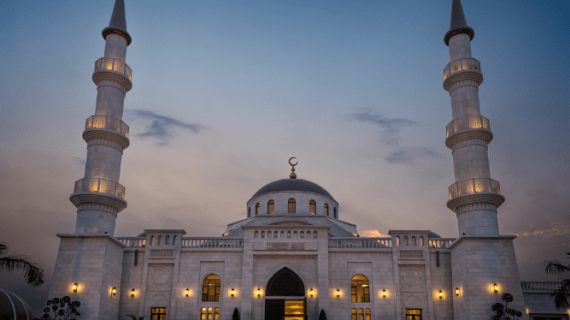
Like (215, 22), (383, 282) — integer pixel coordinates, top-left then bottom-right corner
(444, 0), (474, 46)
(102, 0), (132, 45)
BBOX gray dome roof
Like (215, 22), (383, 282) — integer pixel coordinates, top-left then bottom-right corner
(428, 232), (442, 238)
(0, 289), (34, 320)
(251, 179), (334, 200)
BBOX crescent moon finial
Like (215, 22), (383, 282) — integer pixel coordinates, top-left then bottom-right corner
(288, 157), (298, 179)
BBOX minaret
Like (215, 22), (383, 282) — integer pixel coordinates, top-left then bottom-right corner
(443, 0), (504, 236)
(70, 0), (132, 236)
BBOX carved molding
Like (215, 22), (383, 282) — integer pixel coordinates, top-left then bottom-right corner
(448, 79), (480, 92)
(96, 79), (126, 94)
(451, 138), (489, 153)
(443, 71), (483, 92)
(83, 129), (129, 150)
(92, 71), (132, 92)
(399, 250), (424, 259)
(70, 192), (127, 212)
(76, 202), (118, 215)
(447, 193), (505, 212)
(456, 202), (498, 215)
(446, 129), (493, 149)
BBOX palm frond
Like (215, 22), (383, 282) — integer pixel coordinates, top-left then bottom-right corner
(0, 255), (46, 286)
(551, 279), (570, 309)
(126, 314), (137, 320)
(0, 243), (7, 256)
(545, 261), (570, 274)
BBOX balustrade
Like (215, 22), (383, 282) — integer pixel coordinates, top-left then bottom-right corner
(446, 116), (490, 137)
(181, 237), (243, 249)
(428, 239), (455, 249)
(73, 178), (125, 199)
(328, 238), (392, 249)
(85, 115), (129, 137)
(443, 58), (481, 79)
(521, 281), (562, 292)
(94, 57), (132, 80)
(448, 178), (501, 199)
(117, 237), (145, 248)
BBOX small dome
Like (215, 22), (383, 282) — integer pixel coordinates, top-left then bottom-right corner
(251, 179), (334, 200)
(428, 232), (442, 238)
(0, 289), (34, 320)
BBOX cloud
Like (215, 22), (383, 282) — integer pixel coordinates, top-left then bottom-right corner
(513, 222), (570, 238)
(350, 108), (416, 146)
(385, 147), (440, 164)
(126, 110), (203, 146)
(73, 157), (85, 166)
(361, 229), (389, 237)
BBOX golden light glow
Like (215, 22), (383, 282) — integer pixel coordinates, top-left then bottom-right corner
(455, 288), (460, 297)
(256, 288), (261, 298)
(230, 288), (236, 297)
(111, 287), (117, 296)
(438, 290), (443, 299)
(185, 288), (190, 297)
(130, 288), (135, 297)
(72, 283), (78, 293)
(494, 283), (499, 293)
(381, 289), (387, 298)
(335, 289), (341, 298)
(309, 288), (314, 297)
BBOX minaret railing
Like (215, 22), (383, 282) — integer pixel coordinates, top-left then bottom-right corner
(443, 57), (481, 79)
(74, 178), (126, 199)
(446, 115), (490, 137)
(94, 57), (132, 80)
(85, 115), (129, 137)
(448, 178), (501, 199)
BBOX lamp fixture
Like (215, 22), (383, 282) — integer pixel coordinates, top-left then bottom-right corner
(455, 288), (460, 297)
(72, 283), (78, 293)
(131, 288), (135, 297)
(185, 288), (189, 297)
(335, 289), (341, 298)
(257, 288), (261, 298)
(111, 287), (117, 296)
(438, 290), (443, 299)
(309, 288), (314, 297)
(381, 289), (387, 298)
(494, 283), (499, 293)
(231, 288), (235, 297)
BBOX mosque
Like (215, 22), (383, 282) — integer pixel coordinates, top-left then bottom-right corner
(43, 0), (567, 320)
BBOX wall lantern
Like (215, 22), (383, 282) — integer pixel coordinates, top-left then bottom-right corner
(185, 288), (189, 297)
(455, 288), (460, 297)
(438, 290), (443, 299)
(381, 289), (387, 298)
(111, 287), (117, 296)
(257, 288), (261, 298)
(335, 289), (341, 298)
(72, 283), (78, 293)
(230, 288), (236, 297)
(131, 289), (135, 297)
(309, 288), (314, 297)
(494, 283), (499, 293)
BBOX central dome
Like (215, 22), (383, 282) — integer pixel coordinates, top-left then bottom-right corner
(251, 178), (334, 199)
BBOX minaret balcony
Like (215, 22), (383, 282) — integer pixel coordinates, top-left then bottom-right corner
(445, 115), (493, 148)
(83, 115), (130, 149)
(443, 58), (483, 91)
(447, 178), (505, 211)
(70, 178), (127, 211)
(92, 57), (132, 92)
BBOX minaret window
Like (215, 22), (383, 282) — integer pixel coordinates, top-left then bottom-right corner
(309, 200), (316, 215)
(255, 203), (260, 215)
(351, 275), (370, 302)
(288, 198), (296, 213)
(324, 203), (329, 216)
(202, 275), (221, 301)
(268, 200), (275, 215)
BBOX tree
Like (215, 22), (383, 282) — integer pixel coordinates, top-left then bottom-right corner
(0, 242), (45, 287)
(545, 251), (570, 309)
(37, 296), (81, 320)
(232, 308), (240, 320)
(319, 309), (327, 320)
(491, 293), (523, 320)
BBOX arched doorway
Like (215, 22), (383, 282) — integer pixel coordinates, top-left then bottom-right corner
(265, 267), (306, 320)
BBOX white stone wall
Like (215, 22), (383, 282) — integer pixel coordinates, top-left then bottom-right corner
(104, 33), (128, 62)
(428, 251), (454, 320)
(84, 142), (123, 181)
(448, 33), (472, 61)
(118, 249), (146, 319)
(75, 208), (117, 234)
(94, 85), (126, 119)
(452, 144), (491, 181)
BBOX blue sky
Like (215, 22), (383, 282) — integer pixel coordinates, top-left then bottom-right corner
(0, 0), (569, 314)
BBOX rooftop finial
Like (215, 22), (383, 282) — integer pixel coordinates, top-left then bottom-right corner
(102, 0), (132, 46)
(289, 157), (298, 179)
(444, 0), (474, 46)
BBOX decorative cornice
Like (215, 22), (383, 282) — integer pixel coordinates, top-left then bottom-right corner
(83, 129), (129, 150)
(56, 233), (127, 248)
(447, 193), (505, 212)
(70, 192), (127, 212)
(448, 79), (479, 92)
(455, 202), (497, 215)
(77, 202), (118, 215)
(451, 138), (488, 153)
(97, 79), (126, 94)
(448, 235), (517, 250)
(92, 70), (132, 92)
(102, 28), (132, 46)
(444, 71), (483, 92)
(446, 129), (493, 149)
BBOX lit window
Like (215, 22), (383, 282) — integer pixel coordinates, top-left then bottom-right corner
(214, 308), (219, 320)
(151, 307), (167, 320)
(359, 309), (364, 320)
(366, 309), (371, 320)
(351, 275), (370, 302)
(208, 307), (213, 320)
(406, 309), (422, 320)
(419, 236), (424, 246)
(255, 203), (260, 215)
(201, 308), (206, 320)
(150, 236), (155, 246)
(309, 200), (316, 215)
(288, 199), (296, 213)
(324, 203), (329, 216)
(202, 275), (221, 301)
(268, 200), (275, 215)
(351, 309), (357, 320)
(396, 236), (400, 246)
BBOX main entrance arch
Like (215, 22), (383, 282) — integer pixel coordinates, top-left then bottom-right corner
(264, 267), (306, 320)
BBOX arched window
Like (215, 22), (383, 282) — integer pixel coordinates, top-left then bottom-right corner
(254, 231), (259, 238)
(165, 235), (170, 245)
(287, 231), (291, 239)
(365, 309), (371, 320)
(293, 231), (298, 239)
(396, 236), (400, 246)
(201, 308), (206, 320)
(202, 275), (221, 301)
(359, 309), (364, 320)
(404, 236), (408, 246)
(261, 231), (265, 238)
(324, 203), (329, 216)
(280, 231), (285, 238)
(309, 200), (316, 215)
(351, 309), (357, 320)
(300, 231), (305, 239)
(214, 308), (220, 320)
(208, 307), (213, 320)
(274, 231), (278, 239)
(268, 200), (275, 215)
(419, 236), (424, 246)
(334, 207), (337, 218)
(351, 275), (370, 302)
(288, 198), (296, 213)
(150, 235), (155, 246)
(313, 231), (317, 238)
(157, 235), (162, 245)
(412, 236), (416, 246)
(306, 231), (311, 240)
(248, 207), (251, 217)
(255, 203), (260, 215)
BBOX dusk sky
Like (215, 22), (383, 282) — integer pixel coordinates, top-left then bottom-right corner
(1, 0), (569, 314)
